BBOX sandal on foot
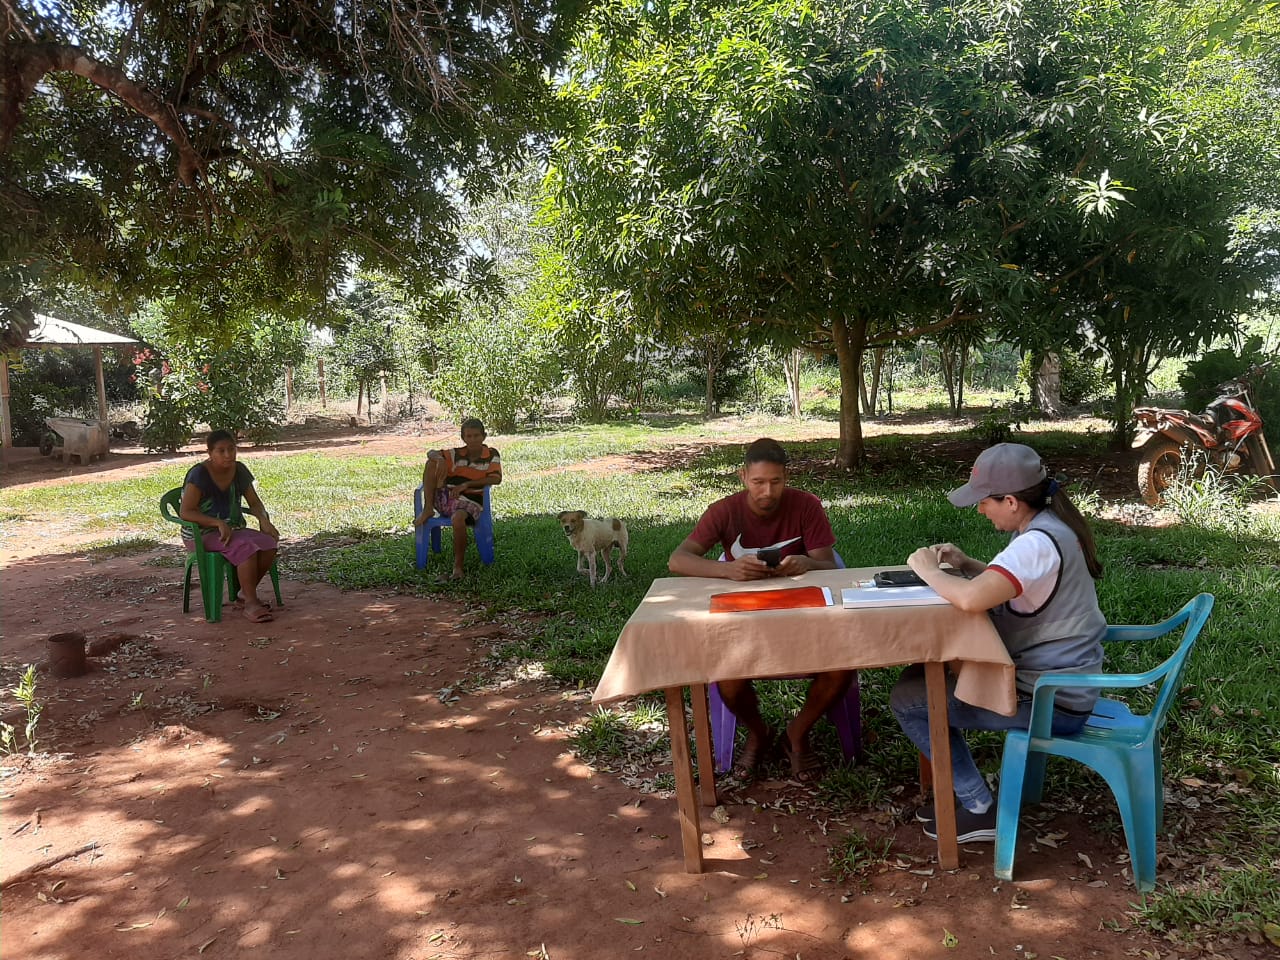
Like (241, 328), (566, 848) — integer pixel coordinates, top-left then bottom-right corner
(731, 731), (774, 781)
(780, 738), (824, 783)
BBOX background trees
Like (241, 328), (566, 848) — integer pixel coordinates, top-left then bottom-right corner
(549, 0), (1275, 461)
(1, 0), (587, 345)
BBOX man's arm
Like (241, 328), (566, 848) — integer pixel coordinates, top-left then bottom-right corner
(668, 537), (773, 581)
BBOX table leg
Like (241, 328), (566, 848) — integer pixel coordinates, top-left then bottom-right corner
(689, 683), (718, 807)
(924, 661), (959, 870)
(664, 686), (704, 873)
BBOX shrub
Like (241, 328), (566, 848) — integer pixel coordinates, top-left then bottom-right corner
(1018, 348), (1109, 406)
(1178, 336), (1279, 447)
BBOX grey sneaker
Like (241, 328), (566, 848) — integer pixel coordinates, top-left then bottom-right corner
(911, 801), (935, 823)
(922, 805), (997, 843)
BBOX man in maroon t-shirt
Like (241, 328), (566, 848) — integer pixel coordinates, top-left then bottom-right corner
(668, 438), (855, 782)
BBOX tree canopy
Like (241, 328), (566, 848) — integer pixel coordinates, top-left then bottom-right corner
(1, 0), (587, 346)
(550, 0), (1276, 462)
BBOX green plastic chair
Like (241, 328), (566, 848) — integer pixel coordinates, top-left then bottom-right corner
(160, 487), (282, 623)
(994, 593), (1215, 892)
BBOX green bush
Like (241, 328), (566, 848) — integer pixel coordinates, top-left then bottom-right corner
(1018, 348), (1109, 406)
(1178, 337), (1279, 447)
(131, 312), (305, 452)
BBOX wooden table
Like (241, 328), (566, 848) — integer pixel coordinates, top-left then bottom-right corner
(592, 568), (1016, 873)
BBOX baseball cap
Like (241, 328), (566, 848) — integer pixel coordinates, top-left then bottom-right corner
(948, 443), (1047, 507)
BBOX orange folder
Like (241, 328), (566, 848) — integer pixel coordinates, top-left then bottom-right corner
(709, 586), (832, 613)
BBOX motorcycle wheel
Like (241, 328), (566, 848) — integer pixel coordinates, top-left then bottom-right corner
(1137, 440), (1183, 506)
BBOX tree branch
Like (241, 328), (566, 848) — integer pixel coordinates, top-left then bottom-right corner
(1, 42), (205, 185)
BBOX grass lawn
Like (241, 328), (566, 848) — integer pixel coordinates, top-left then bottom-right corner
(4, 411), (1278, 944)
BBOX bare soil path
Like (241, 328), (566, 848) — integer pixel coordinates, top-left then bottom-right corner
(0, 420), (1247, 959)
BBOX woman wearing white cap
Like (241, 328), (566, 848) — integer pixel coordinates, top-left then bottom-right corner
(890, 443), (1106, 843)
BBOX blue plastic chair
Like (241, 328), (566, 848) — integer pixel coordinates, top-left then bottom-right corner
(710, 548), (862, 772)
(994, 593), (1215, 892)
(413, 485), (495, 569)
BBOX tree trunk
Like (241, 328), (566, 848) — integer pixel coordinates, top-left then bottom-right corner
(1034, 351), (1065, 416)
(285, 366), (294, 411)
(783, 348), (803, 417)
(317, 357), (327, 408)
(356, 381), (363, 417)
(704, 361), (715, 417)
(832, 314), (868, 468)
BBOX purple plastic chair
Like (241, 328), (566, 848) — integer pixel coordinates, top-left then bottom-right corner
(709, 677), (863, 773)
(710, 547), (862, 773)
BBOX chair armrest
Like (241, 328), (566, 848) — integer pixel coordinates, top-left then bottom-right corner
(1026, 663), (1175, 737)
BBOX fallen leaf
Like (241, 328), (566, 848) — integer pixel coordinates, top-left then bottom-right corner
(942, 929), (958, 948)
(1263, 921), (1280, 947)
(625, 880), (636, 891)
(176, 896), (190, 910)
(198, 937), (217, 953)
(1076, 853), (1092, 870)
(615, 918), (643, 925)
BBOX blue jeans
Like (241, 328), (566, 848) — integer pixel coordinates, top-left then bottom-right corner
(889, 664), (1088, 812)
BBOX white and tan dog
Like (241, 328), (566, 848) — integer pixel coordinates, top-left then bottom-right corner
(556, 511), (629, 587)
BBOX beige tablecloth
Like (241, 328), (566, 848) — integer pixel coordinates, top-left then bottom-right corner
(594, 568), (1016, 715)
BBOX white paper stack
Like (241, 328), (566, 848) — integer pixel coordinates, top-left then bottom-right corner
(841, 584), (950, 609)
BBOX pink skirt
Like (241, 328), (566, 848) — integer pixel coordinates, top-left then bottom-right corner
(187, 529), (278, 566)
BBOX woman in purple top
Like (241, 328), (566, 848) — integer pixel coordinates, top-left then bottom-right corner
(180, 430), (280, 623)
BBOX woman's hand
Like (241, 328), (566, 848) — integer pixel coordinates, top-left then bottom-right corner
(930, 543), (968, 568)
(214, 519), (234, 543)
(260, 520), (280, 540)
(907, 546), (941, 575)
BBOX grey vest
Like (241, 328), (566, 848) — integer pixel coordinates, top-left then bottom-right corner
(989, 509), (1106, 714)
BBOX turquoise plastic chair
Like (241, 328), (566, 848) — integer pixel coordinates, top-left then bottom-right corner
(161, 487), (283, 623)
(413, 485), (495, 569)
(994, 593), (1215, 892)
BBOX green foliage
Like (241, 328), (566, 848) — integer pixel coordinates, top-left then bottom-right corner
(1, 666), (43, 756)
(1018, 349), (1110, 406)
(552, 0), (1272, 463)
(432, 311), (558, 432)
(131, 308), (307, 451)
(826, 830), (894, 887)
(2, 0), (586, 346)
(969, 399), (1029, 446)
(1177, 336), (1280, 447)
(1159, 458), (1273, 531)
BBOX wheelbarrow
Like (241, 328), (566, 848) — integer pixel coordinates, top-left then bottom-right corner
(45, 417), (110, 464)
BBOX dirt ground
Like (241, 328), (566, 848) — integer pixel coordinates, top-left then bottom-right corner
(0, 419), (1259, 959)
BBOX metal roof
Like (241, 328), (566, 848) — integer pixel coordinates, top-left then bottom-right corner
(25, 314), (137, 347)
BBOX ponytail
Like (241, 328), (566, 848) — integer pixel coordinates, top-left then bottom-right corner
(1010, 478), (1103, 579)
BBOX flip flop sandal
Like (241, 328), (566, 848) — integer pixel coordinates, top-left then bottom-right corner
(780, 738), (824, 783)
(731, 730), (775, 782)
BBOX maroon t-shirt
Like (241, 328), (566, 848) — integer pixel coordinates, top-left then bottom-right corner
(689, 488), (836, 561)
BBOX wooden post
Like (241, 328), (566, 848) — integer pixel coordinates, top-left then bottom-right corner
(0, 354), (12, 453)
(285, 366), (294, 411)
(317, 357), (327, 408)
(94, 346), (108, 425)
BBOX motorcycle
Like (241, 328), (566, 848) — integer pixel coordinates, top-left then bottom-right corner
(1132, 363), (1278, 506)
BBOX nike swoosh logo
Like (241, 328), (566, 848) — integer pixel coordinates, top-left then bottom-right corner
(728, 534), (801, 559)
